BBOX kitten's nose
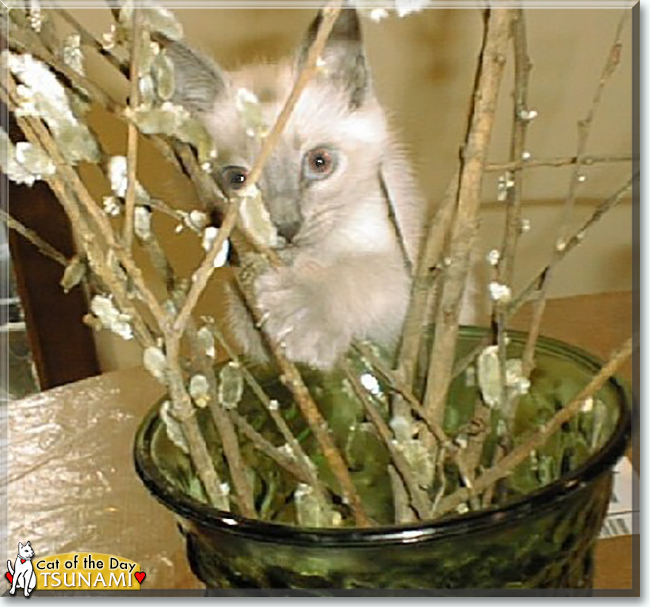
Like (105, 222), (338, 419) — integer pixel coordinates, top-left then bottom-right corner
(277, 220), (300, 243)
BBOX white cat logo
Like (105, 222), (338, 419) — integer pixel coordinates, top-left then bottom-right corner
(6, 541), (36, 597)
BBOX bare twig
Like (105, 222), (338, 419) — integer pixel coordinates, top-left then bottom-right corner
(511, 177), (635, 312)
(424, 9), (512, 426)
(122, 6), (143, 251)
(492, 8), (532, 418)
(451, 174), (636, 381)
(397, 170), (459, 389)
(437, 337), (633, 516)
(245, 2), (343, 189)
(497, 8), (532, 287)
(230, 411), (315, 485)
(388, 465), (416, 524)
(0, 208), (68, 267)
(485, 152), (633, 173)
(521, 11), (628, 376)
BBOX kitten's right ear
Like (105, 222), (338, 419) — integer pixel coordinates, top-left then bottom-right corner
(165, 41), (228, 114)
(297, 7), (370, 108)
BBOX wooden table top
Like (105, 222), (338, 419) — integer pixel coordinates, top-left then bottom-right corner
(3, 292), (636, 594)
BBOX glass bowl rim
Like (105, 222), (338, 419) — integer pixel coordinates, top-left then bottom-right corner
(134, 328), (632, 548)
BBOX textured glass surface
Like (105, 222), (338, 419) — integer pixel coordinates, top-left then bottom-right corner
(135, 329), (631, 591)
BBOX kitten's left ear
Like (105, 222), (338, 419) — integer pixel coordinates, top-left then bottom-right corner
(297, 7), (371, 108)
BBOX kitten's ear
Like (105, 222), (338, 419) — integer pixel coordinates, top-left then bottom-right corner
(297, 7), (370, 108)
(18, 542), (23, 549)
(165, 41), (228, 114)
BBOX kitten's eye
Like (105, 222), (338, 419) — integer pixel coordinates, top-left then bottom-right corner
(220, 166), (248, 191)
(303, 148), (336, 181)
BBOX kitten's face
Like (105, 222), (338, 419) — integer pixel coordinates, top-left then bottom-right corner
(203, 64), (389, 252)
(167, 9), (383, 254)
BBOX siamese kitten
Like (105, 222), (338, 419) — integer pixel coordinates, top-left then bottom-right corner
(168, 9), (424, 370)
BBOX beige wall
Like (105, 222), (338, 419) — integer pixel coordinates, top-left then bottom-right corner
(65, 8), (633, 371)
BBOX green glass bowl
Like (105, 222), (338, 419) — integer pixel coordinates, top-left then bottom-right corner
(134, 329), (632, 592)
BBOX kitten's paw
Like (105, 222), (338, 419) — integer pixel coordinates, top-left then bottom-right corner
(254, 269), (350, 370)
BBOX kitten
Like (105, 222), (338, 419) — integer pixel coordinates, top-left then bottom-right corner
(168, 9), (423, 370)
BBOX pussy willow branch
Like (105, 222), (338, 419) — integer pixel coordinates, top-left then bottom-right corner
(1, 79), (157, 348)
(206, 318), (321, 489)
(139, 230), (257, 517)
(45, 5), (223, 220)
(424, 8), (512, 427)
(0, 208), (68, 267)
(122, 6), (143, 251)
(4, 14), (122, 112)
(7, 5), (189, 192)
(217, 347), (318, 495)
(485, 152), (633, 173)
(1, 76), (168, 329)
(450, 173), (635, 382)
(170, 201), (240, 337)
(343, 362), (431, 520)
(164, 337), (234, 510)
(437, 337), (633, 517)
(198, 356), (257, 517)
(355, 342), (451, 448)
(3, 70), (232, 506)
(211, 325), (326, 497)
(521, 10), (628, 377)
(52, 5), (128, 74)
